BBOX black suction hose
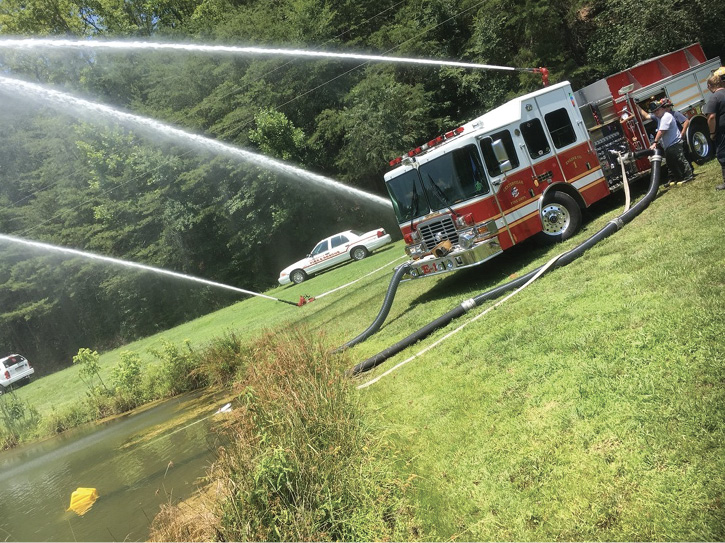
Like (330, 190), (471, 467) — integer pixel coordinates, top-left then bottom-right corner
(349, 149), (661, 375)
(334, 262), (412, 352)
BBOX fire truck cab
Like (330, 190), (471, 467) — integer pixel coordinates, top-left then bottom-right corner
(385, 43), (720, 280)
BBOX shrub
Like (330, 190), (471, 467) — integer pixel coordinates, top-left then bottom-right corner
(110, 351), (144, 412)
(0, 390), (41, 449)
(72, 348), (110, 395)
(41, 403), (93, 435)
(198, 331), (251, 387)
(148, 339), (206, 397)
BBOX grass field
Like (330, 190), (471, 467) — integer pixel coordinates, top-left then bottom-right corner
(6, 161), (725, 540)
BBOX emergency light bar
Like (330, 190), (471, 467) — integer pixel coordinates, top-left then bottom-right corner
(389, 126), (465, 166)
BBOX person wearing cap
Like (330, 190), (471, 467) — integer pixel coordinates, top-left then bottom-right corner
(661, 98), (694, 171)
(649, 99), (694, 186)
(704, 71), (725, 190)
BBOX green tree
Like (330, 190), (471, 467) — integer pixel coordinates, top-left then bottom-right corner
(314, 68), (434, 185)
(249, 108), (309, 163)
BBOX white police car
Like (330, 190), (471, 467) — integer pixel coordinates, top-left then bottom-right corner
(278, 228), (392, 285)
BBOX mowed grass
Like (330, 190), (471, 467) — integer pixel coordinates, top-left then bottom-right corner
(356, 163), (725, 540)
(8, 161), (725, 540)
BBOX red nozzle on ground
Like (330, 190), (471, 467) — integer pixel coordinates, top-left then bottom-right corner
(298, 295), (316, 306)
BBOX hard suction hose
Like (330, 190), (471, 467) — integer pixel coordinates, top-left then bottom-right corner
(348, 148), (661, 376)
(334, 261), (412, 352)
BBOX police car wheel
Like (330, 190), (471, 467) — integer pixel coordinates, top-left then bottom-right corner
(351, 246), (369, 261)
(290, 269), (308, 284)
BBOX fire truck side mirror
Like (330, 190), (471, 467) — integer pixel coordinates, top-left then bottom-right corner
(492, 139), (513, 173)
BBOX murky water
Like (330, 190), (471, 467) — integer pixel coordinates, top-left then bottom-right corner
(0, 391), (231, 541)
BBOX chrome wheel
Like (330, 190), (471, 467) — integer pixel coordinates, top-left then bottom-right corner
(537, 192), (582, 244)
(351, 246), (369, 261)
(290, 269), (307, 284)
(690, 132), (710, 162)
(541, 202), (571, 236)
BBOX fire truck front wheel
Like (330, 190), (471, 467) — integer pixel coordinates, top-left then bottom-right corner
(537, 192), (582, 244)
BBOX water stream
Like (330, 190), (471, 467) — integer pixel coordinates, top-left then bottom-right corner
(0, 74), (392, 210)
(0, 37), (521, 73)
(0, 391), (230, 542)
(0, 233), (293, 304)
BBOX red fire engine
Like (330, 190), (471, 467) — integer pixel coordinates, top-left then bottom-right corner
(384, 43), (720, 279)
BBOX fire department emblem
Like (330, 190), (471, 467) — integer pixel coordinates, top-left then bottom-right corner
(511, 187), (519, 198)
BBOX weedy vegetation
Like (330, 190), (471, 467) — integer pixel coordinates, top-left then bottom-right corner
(150, 330), (420, 541)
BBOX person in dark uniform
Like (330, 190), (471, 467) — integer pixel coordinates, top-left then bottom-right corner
(704, 72), (725, 191)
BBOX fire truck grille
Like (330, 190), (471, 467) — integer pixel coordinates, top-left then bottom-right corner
(418, 216), (459, 251)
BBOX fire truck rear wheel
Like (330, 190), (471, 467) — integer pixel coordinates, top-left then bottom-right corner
(687, 117), (713, 165)
(537, 192), (582, 244)
(290, 269), (308, 284)
(351, 246), (370, 261)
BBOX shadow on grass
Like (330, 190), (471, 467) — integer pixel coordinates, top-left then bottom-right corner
(322, 180), (658, 346)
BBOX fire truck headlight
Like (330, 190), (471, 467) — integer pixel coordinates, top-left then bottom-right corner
(458, 229), (476, 249)
(405, 243), (425, 259)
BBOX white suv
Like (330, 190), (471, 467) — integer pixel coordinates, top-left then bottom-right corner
(0, 354), (34, 394)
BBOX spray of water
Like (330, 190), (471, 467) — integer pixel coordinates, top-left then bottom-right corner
(0, 233), (298, 305)
(0, 37), (524, 73)
(0, 74), (391, 210)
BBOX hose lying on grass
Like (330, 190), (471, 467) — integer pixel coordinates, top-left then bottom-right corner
(348, 148), (661, 376)
(334, 261), (411, 352)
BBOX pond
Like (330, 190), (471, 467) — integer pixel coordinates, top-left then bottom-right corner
(0, 390), (232, 541)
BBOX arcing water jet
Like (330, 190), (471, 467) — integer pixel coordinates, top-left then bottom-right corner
(0, 74), (391, 210)
(0, 233), (301, 306)
(0, 38), (544, 77)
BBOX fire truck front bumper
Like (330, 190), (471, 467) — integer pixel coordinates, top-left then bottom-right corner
(406, 238), (503, 279)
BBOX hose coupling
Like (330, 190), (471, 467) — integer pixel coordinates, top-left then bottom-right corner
(608, 217), (624, 230)
(298, 295), (316, 306)
(461, 298), (477, 312)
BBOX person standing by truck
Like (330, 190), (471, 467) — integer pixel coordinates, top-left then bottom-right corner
(661, 98), (694, 172)
(648, 100), (694, 186)
(704, 72), (725, 191)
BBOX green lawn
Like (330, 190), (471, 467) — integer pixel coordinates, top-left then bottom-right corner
(8, 161), (725, 540)
(357, 163), (725, 540)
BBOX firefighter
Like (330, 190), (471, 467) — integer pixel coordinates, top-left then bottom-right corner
(704, 72), (725, 191)
(661, 98), (694, 172)
(648, 100), (694, 186)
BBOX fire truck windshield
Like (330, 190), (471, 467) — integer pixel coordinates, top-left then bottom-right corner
(386, 170), (426, 222)
(385, 144), (490, 223)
